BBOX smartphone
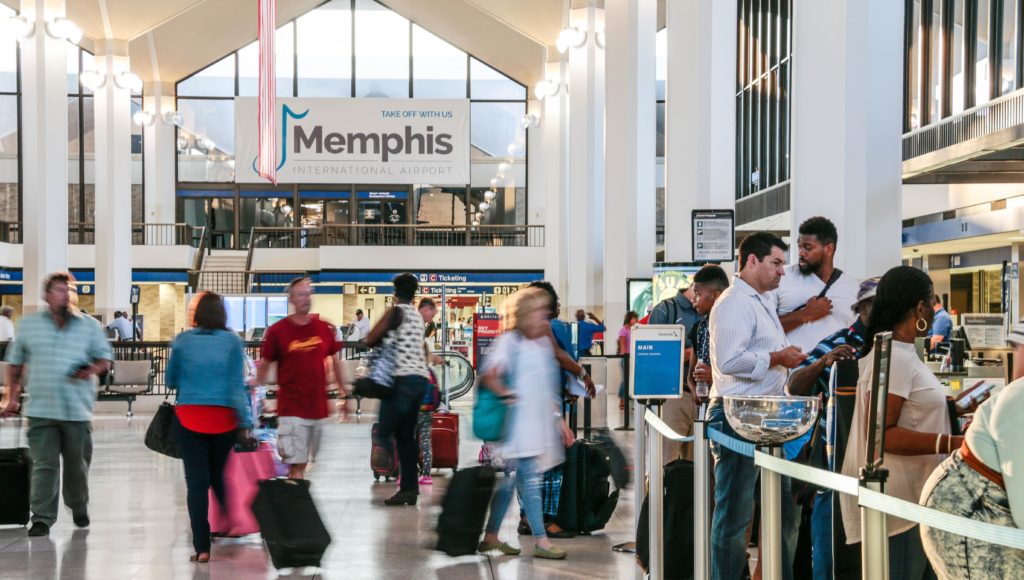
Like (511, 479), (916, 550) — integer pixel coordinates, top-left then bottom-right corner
(234, 438), (258, 453)
(955, 382), (995, 412)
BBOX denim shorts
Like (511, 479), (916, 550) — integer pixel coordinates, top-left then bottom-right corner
(920, 450), (1024, 579)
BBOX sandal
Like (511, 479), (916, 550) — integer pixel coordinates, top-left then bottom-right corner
(190, 553), (210, 563)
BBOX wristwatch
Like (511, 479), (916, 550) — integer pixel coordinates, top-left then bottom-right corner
(577, 368), (588, 381)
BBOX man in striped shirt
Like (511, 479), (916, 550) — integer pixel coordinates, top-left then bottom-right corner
(707, 232), (806, 580)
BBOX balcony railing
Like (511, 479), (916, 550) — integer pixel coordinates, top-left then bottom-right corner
(903, 88), (1024, 162)
(65, 223), (202, 246)
(248, 224), (545, 249)
(190, 270), (309, 294)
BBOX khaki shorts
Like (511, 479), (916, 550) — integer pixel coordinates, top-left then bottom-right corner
(662, 391), (696, 465)
(277, 417), (323, 465)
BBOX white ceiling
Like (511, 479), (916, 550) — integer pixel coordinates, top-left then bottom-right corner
(2, 0), (667, 88)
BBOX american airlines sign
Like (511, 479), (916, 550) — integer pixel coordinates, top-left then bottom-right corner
(235, 98), (470, 184)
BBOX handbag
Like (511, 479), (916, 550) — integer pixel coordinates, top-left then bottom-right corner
(472, 334), (518, 441)
(420, 370), (441, 412)
(353, 342), (397, 399)
(145, 400), (181, 458)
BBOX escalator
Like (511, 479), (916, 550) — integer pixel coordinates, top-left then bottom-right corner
(430, 350), (475, 402)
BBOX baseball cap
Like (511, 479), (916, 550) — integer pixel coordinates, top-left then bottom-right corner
(851, 277), (881, 312)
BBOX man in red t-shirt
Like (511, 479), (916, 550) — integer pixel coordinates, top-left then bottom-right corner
(256, 277), (347, 479)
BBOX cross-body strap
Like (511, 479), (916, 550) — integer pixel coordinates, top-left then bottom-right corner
(817, 269), (843, 299)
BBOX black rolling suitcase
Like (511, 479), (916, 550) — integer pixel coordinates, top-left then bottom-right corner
(251, 478), (331, 569)
(436, 466), (496, 557)
(0, 417), (31, 526)
(555, 438), (620, 534)
(636, 459), (695, 579)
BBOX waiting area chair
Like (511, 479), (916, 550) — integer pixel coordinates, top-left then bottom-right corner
(101, 359), (155, 418)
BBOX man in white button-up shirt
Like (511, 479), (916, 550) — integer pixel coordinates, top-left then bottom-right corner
(707, 232), (807, 580)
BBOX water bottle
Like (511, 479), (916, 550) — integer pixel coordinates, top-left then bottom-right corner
(695, 381), (710, 400)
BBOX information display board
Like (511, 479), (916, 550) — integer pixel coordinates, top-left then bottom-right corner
(960, 314), (1006, 349)
(692, 209), (735, 262)
(629, 325), (686, 399)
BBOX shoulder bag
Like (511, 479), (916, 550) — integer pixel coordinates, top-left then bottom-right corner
(145, 394), (181, 458)
(472, 334), (518, 441)
(353, 307), (402, 400)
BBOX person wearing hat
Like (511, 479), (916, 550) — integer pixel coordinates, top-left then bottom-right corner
(786, 276), (879, 580)
(919, 324), (1022, 577)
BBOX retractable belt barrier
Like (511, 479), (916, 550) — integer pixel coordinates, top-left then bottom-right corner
(641, 410), (1024, 580)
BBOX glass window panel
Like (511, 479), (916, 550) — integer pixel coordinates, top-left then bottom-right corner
(177, 54), (236, 97)
(81, 51), (95, 95)
(470, 58), (526, 100)
(239, 22), (295, 97)
(468, 187), (523, 225)
(1002, 0), (1017, 94)
(952, 0), (965, 114)
(67, 45), (79, 93)
(297, 0), (353, 97)
(0, 95), (17, 223)
(177, 99), (235, 182)
(471, 101), (526, 161)
(656, 29), (667, 101)
(241, 197), (293, 246)
(909, 0), (921, 128)
(656, 102), (665, 158)
(415, 186), (466, 225)
(931, 1), (941, 124)
(413, 25), (467, 98)
(977, 0), (991, 105)
(131, 98), (143, 223)
(0, 5), (16, 92)
(82, 96), (94, 225)
(355, 0), (410, 98)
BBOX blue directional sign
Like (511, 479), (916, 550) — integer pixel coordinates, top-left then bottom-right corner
(630, 325), (686, 399)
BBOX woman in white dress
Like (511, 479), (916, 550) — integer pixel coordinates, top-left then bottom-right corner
(477, 288), (574, 560)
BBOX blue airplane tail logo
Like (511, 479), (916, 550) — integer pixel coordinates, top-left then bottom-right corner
(252, 104), (309, 174)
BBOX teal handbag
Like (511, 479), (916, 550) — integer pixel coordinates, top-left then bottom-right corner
(472, 388), (508, 442)
(472, 335), (517, 441)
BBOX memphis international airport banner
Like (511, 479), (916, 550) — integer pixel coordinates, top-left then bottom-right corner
(235, 98), (470, 184)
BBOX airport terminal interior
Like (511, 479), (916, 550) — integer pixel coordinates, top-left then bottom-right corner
(4, 0), (1024, 578)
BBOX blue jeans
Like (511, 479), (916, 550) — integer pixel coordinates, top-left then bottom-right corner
(708, 400), (799, 580)
(486, 456), (546, 540)
(811, 490), (832, 580)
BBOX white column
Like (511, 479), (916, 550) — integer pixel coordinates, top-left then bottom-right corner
(604, 0), (656, 354)
(792, 0), (903, 280)
(664, 0), (738, 263)
(93, 41), (133, 322)
(542, 61), (570, 311)
(143, 81), (177, 224)
(566, 3), (606, 313)
(19, 0), (69, 312)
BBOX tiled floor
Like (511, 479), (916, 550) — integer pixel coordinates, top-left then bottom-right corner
(0, 399), (643, 579)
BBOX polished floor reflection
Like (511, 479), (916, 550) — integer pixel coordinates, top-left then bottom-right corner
(0, 401), (640, 579)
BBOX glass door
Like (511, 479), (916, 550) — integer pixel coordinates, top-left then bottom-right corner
(181, 195), (236, 249)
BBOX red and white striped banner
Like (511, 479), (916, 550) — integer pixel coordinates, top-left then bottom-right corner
(256, 0), (277, 184)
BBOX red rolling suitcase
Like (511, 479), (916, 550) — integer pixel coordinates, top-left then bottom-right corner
(431, 412), (459, 472)
(371, 422), (399, 481)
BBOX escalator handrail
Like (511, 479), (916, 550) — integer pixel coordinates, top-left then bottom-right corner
(431, 350), (475, 401)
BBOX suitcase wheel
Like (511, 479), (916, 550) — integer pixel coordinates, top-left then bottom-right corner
(374, 474), (380, 481)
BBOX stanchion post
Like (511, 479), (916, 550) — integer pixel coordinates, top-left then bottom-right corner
(860, 468), (890, 580)
(760, 446), (784, 580)
(693, 402), (710, 580)
(648, 402), (664, 580)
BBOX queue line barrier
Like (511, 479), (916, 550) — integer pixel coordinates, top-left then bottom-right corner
(640, 405), (1024, 580)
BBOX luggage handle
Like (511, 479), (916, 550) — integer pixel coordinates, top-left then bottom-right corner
(0, 414), (26, 450)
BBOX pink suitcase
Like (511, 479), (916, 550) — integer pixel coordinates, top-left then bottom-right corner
(208, 443), (277, 536)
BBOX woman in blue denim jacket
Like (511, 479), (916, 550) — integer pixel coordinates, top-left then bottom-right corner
(166, 292), (252, 563)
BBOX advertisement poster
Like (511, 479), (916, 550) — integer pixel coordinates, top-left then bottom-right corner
(628, 279), (654, 318)
(236, 98), (470, 184)
(473, 313), (502, 369)
(652, 263), (702, 304)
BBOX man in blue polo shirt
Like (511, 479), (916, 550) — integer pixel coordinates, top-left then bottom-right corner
(574, 309), (605, 357)
(0, 273), (113, 537)
(929, 301), (954, 354)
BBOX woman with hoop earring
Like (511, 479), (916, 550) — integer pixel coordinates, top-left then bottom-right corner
(838, 266), (982, 580)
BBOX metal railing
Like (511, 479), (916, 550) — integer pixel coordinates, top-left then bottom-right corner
(189, 270), (308, 294)
(246, 224), (545, 249)
(64, 223), (203, 246)
(903, 87), (1024, 161)
(109, 341), (366, 396)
